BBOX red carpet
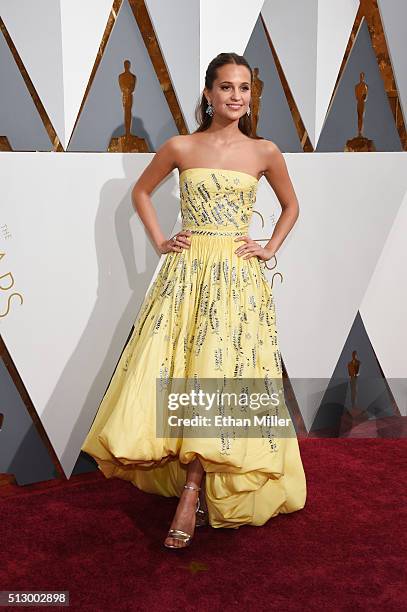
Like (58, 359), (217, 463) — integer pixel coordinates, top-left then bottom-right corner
(1, 439), (406, 611)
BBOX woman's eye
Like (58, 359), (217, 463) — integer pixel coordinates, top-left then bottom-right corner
(221, 86), (250, 91)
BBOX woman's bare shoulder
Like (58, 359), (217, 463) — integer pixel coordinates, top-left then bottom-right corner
(158, 134), (197, 161)
(256, 137), (280, 155)
(257, 138), (284, 168)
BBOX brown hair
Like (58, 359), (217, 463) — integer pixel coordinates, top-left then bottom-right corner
(194, 52), (263, 140)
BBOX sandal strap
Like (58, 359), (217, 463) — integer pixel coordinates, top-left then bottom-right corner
(184, 483), (201, 492)
(167, 528), (191, 542)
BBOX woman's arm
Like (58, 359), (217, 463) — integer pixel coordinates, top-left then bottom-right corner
(131, 135), (191, 254)
(261, 141), (299, 257)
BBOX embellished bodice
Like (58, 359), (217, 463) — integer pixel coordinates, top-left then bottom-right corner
(179, 167), (258, 236)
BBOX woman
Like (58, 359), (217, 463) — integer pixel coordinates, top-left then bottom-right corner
(81, 52), (307, 549)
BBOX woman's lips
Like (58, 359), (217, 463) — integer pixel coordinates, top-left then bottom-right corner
(227, 104), (242, 109)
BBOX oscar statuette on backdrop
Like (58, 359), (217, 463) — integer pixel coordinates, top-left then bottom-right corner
(345, 72), (376, 152)
(109, 59), (148, 153)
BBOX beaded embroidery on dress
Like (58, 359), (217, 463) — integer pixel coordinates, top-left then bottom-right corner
(81, 167), (307, 528)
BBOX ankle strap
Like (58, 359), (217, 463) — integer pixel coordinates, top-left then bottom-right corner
(184, 483), (201, 492)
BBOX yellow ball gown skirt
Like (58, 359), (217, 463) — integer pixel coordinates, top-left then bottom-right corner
(81, 167), (307, 528)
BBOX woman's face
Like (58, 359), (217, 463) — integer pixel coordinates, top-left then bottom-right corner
(204, 63), (252, 121)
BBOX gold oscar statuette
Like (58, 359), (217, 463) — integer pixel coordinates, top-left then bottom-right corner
(109, 59), (148, 152)
(345, 72), (375, 151)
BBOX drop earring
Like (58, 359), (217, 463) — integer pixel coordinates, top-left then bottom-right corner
(206, 101), (214, 116)
(246, 106), (251, 116)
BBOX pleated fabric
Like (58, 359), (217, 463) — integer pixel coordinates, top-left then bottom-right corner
(81, 167), (307, 528)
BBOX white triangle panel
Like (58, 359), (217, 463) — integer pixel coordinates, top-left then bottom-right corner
(200, 0), (265, 94)
(60, 0), (113, 149)
(316, 0), (359, 144)
(145, 0), (200, 133)
(262, 0), (358, 148)
(262, 0), (318, 146)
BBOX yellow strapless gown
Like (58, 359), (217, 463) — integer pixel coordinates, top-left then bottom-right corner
(81, 167), (307, 528)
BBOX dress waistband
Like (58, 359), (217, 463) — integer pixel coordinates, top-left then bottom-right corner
(181, 227), (248, 236)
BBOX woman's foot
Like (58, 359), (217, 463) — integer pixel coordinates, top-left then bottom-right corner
(164, 484), (200, 548)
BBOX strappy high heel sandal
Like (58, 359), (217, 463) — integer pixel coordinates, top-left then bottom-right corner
(164, 483), (201, 549)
